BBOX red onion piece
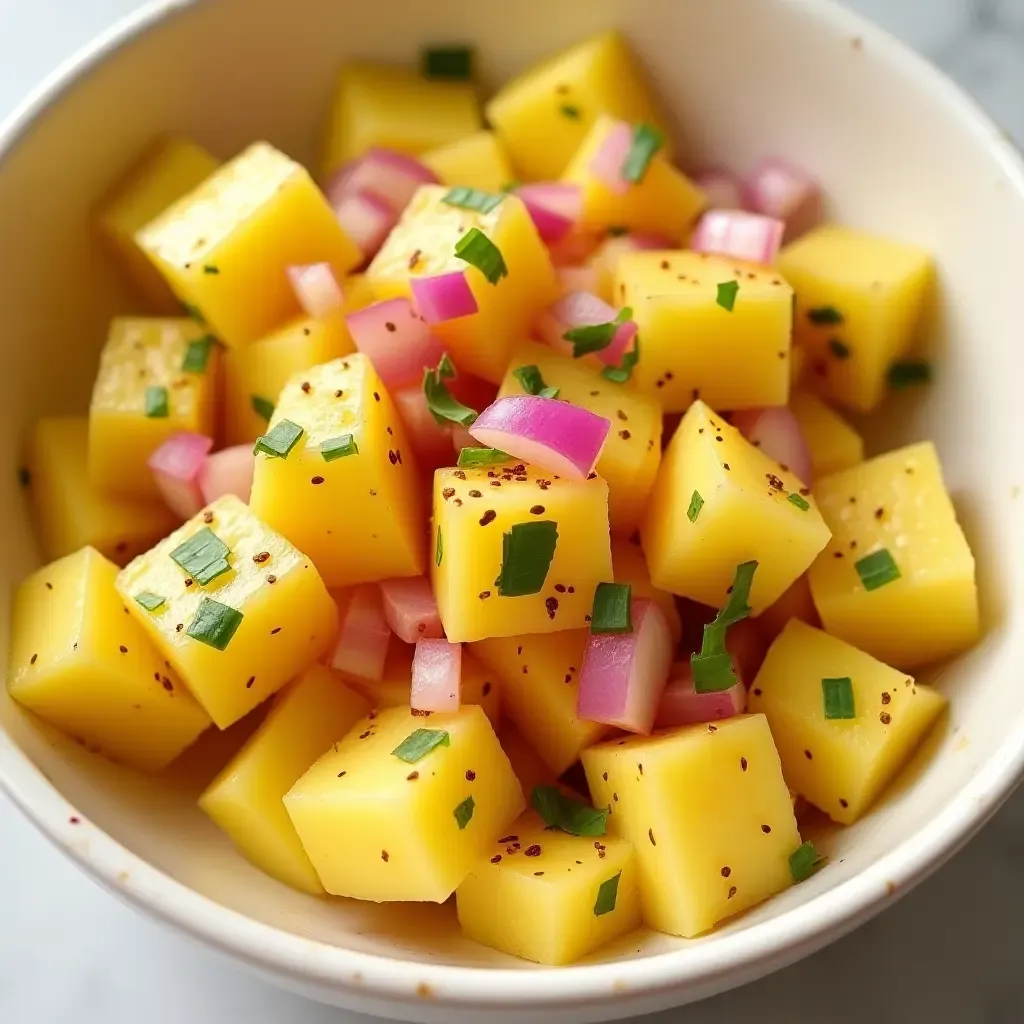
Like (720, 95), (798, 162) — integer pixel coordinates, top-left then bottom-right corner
(516, 183), (582, 245)
(335, 191), (397, 260)
(656, 669), (746, 727)
(410, 271), (478, 324)
(379, 576), (444, 644)
(691, 209), (785, 266)
(470, 395), (610, 480)
(330, 586), (392, 680)
(148, 432), (214, 519)
(731, 406), (814, 486)
(589, 121), (633, 195)
(536, 290), (637, 367)
(326, 147), (438, 216)
(691, 167), (744, 210)
(286, 263), (345, 320)
(576, 599), (673, 734)
(346, 297), (444, 388)
(392, 385), (458, 472)
(411, 638), (462, 713)
(198, 445), (255, 505)
(556, 265), (600, 295)
(744, 159), (822, 242)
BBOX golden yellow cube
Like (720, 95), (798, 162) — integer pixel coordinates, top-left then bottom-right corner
(423, 131), (515, 193)
(367, 184), (557, 383)
(616, 250), (794, 412)
(808, 442), (979, 669)
(27, 417), (178, 565)
(789, 391), (864, 478)
(610, 538), (681, 648)
(433, 463), (612, 642)
(777, 225), (933, 413)
(95, 136), (220, 312)
(199, 664), (370, 893)
(8, 547), (210, 772)
(749, 620), (946, 824)
(456, 810), (641, 965)
(137, 142), (361, 347)
(116, 495), (338, 728)
(583, 715), (801, 937)
(642, 401), (831, 614)
(284, 705), (524, 901)
(249, 354), (426, 588)
(89, 317), (220, 500)
(486, 32), (670, 182)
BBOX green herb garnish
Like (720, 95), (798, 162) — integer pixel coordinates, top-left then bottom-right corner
(594, 872), (622, 916)
(716, 280), (739, 312)
(187, 597), (243, 651)
(531, 785), (608, 836)
(442, 186), (504, 215)
(789, 841), (824, 882)
(687, 490), (704, 523)
(454, 795), (476, 830)
(787, 492), (810, 511)
(560, 103), (582, 120)
(423, 353), (478, 427)
(590, 582), (632, 634)
(828, 338), (851, 360)
(454, 227), (508, 285)
(169, 527), (231, 586)
(144, 386), (169, 418)
(622, 123), (664, 184)
(807, 306), (844, 325)
(601, 338), (641, 383)
(497, 521), (559, 597)
(887, 360), (932, 390)
(254, 419), (304, 459)
(854, 548), (901, 591)
(513, 364), (559, 399)
(251, 395), (274, 422)
(202, 265), (219, 275)
(823, 677), (856, 720)
(564, 307), (632, 358)
(457, 447), (510, 468)
(392, 728), (451, 764)
(133, 591), (166, 612)
(435, 525), (443, 567)
(691, 561), (758, 692)
(423, 45), (474, 80)
(182, 334), (217, 373)
(320, 434), (358, 462)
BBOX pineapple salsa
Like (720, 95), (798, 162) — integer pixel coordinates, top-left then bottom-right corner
(8, 32), (978, 965)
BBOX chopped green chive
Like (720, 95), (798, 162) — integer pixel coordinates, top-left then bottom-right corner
(144, 386), (169, 418)
(828, 338), (851, 360)
(133, 591), (166, 612)
(497, 520), (559, 597)
(823, 677), (856, 720)
(560, 103), (582, 120)
(499, 180), (521, 194)
(320, 434), (358, 462)
(787, 492), (810, 511)
(435, 524), (443, 567)
(423, 45), (473, 80)
(590, 582), (632, 634)
(855, 548), (901, 591)
(181, 302), (205, 323)
(513, 364), (559, 399)
(687, 490), (704, 522)
(454, 227), (508, 285)
(887, 360), (932, 390)
(169, 527), (231, 586)
(442, 186), (504, 215)
(251, 395), (274, 422)
(807, 306), (844, 326)
(187, 597), (243, 651)
(454, 794), (476, 830)
(182, 334), (217, 373)
(254, 419), (304, 459)
(564, 307), (632, 358)
(531, 785), (608, 836)
(789, 841), (824, 882)
(457, 446), (510, 468)
(692, 561), (758, 692)
(594, 872), (622, 916)
(601, 338), (641, 383)
(423, 353), (478, 427)
(622, 123), (664, 184)
(392, 728), (451, 763)
(716, 280), (739, 312)
(202, 265), (220, 275)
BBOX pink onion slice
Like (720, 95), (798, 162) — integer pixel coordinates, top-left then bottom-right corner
(470, 395), (610, 480)
(379, 576), (444, 644)
(346, 297), (445, 388)
(335, 191), (397, 260)
(330, 585), (392, 680)
(411, 638), (462, 713)
(691, 167), (744, 210)
(656, 668), (746, 727)
(198, 445), (255, 505)
(576, 599), (673, 734)
(148, 432), (214, 519)
(326, 147), (438, 215)
(392, 385), (457, 472)
(731, 406), (813, 486)
(286, 263), (345, 320)
(556, 265), (600, 296)
(744, 159), (822, 241)
(589, 121), (633, 195)
(515, 183), (582, 245)
(535, 290), (637, 367)
(691, 209), (785, 266)
(410, 271), (478, 324)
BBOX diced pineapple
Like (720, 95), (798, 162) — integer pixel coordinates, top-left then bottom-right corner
(249, 355), (426, 588)
(498, 342), (662, 535)
(486, 32), (670, 182)
(88, 317), (219, 500)
(95, 136), (220, 312)
(116, 495), (337, 728)
(749, 620), (946, 824)
(136, 143), (361, 347)
(28, 418), (178, 565)
(366, 185), (557, 383)
(7, 547), (209, 771)
(807, 442), (979, 668)
(322, 63), (482, 175)
(423, 131), (515, 193)
(456, 810), (641, 964)
(497, 724), (561, 794)
(789, 391), (864, 477)
(776, 225), (933, 412)
(642, 401), (831, 614)
(610, 538), (681, 647)
(615, 251), (794, 412)
(284, 705), (524, 901)
(473, 631), (611, 775)
(583, 714), (801, 937)
(199, 664), (369, 893)
(432, 463), (612, 642)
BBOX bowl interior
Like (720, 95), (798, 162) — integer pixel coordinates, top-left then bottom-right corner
(2, 0), (1024, 994)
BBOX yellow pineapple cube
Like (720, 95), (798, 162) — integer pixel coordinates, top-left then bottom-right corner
(136, 143), (361, 347)
(284, 705), (524, 901)
(116, 495), (337, 728)
(789, 391), (864, 477)
(248, 354), (426, 588)
(8, 547), (209, 771)
(423, 131), (515, 193)
(366, 184), (557, 383)
(808, 442), (979, 669)
(642, 401), (831, 614)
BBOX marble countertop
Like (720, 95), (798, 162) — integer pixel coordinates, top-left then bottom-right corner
(2, 1), (1024, 1022)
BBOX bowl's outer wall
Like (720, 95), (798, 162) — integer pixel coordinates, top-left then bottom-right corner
(1, 0), (1024, 1021)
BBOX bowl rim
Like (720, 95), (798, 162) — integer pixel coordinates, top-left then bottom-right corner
(3, 0), (1024, 1013)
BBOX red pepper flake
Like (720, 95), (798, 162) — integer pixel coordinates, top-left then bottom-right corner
(761, 824), (771, 834)
(442, 487), (456, 500)
(545, 597), (559, 619)
(880, 711), (892, 725)
(253, 551), (270, 563)
(524, 844), (542, 857)
(119, 645), (128, 654)
(490, 854), (502, 863)
(407, 771), (419, 781)
(466, 769), (477, 781)
(267, 574), (277, 584)
(727, 886), (737, 899)
(530, 504), (545, 515)
(498, 835), (518, 843)
(479, 510), (497, 526)
(246, 676), (255, 688)
(300, 381), (311, 394)
(740, 757), (748, 771)
(381, 850), (389, 862)
(721, 866), (731, 878)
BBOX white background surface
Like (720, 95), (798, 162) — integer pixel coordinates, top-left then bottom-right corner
(3, 1), (1024, 1021)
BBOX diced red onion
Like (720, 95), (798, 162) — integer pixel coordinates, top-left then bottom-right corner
(330, 585), (392, 680)
(515, 183), (582, 245)
(556, 265), (600, 295)
(379, 576), (444, 644)
(691, 209), (784, 266)
(691, 167), (744, 210)
(335, 191), (397, 260)
(576, 599), (673, 734)
(286, 263), (345, 320)
(326, 147), (438, 216)
(470, 395), (610, 480)
(198, 445), (255, 505)
(536, 290), (637, 367)
(148, 432), (213, 519)
(392, 385), (458, 472)
(346, 297), (445, 388)
(410, 271), (478, 324)
(744, 159), (822, 242)
(411, 638), (462, 713)
(589, 121), (633, 195)
(656, 668), (746, 727)
(757, 575), (820, 644)
(731, 406), (814, 485)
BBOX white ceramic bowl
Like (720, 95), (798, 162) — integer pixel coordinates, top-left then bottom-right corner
(2, 0), (1024, 1021)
